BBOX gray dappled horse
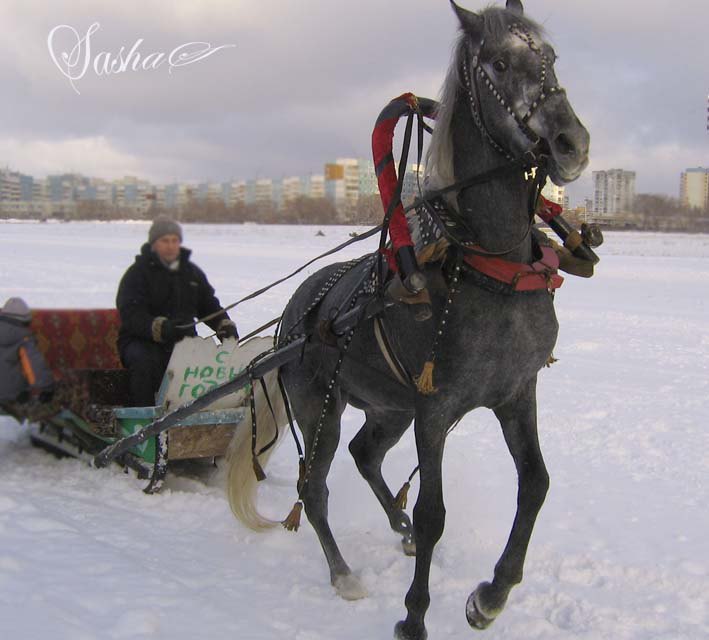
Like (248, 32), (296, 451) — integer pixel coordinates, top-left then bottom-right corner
(227, 1), (589, 638)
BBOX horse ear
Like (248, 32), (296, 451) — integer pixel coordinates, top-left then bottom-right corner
(449, 1), (484, 35)
(506, 0), (524, 15)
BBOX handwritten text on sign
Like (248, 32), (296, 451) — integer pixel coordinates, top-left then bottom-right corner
(177, 350), (249, 400)
(165, 336), (271, 411)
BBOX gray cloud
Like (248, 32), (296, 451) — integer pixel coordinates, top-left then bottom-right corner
(1, 0), (707, 204)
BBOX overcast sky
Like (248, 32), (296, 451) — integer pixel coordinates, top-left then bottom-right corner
(1, 0), (707, 204)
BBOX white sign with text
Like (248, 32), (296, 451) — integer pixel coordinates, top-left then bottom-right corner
(163, 336), (273, 411)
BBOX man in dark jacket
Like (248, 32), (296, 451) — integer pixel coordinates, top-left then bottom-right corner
(116, 217), (238, 406)
(0, 297), (55, 406)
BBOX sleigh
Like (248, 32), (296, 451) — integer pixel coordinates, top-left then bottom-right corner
(6, 308), (272, 492)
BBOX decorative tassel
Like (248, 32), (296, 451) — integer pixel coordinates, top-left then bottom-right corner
(545, 353), (559, 368)
(252, 455), (267, 482)
(393, 482), (411, 510)
(416, 361), (438, 395)
(282, 501), (303, 532)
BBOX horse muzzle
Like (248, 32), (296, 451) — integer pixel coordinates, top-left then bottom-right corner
(546, 118), (589, 185)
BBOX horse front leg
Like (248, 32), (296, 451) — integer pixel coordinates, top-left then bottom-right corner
(394, 414), (447, 640)
(467, 378), (549, 630)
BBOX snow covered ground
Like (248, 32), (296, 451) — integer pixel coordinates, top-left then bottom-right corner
(0, 222), (707, 640)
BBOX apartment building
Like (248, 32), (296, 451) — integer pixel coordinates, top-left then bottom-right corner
(246, 179), (274, 207)
(592, 169), (636, 216)
(114, 176), (154, 216)
(358, 159), (379, 197)
(303, 174), (325, 199)
(324, 159), (356, 219)
(680, 167), (709, 210)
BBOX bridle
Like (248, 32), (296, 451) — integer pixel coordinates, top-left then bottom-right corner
(421, 20), (566, 257)
(460, 21), (566, 162)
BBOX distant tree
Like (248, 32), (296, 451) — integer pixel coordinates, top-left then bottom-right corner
(307, 198), (338, 224)
(228, 201), (249, 223)
(278, 197), (337, 224)
(279, 196), (309, 223)
(631, 194), (706, 232)
(352, 194), (383, 225)
(203, 199), (230, 223)
(178, 198), (233, 223)
(243, 201), (278, 223)
(75, 200), (117, 221)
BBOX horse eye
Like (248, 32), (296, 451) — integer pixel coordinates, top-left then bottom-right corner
(493, 60), (507, 73)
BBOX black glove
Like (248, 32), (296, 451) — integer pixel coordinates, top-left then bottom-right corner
(16, 390), (30, 404)
(39, 388), (55, 404)
(216, 319), (239, 342)
(153, 317), (193, 344)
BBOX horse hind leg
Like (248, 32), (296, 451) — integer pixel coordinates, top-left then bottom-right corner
(467, 379), (550, 630)
(348, 410), (416, 555)
(292, 385), (368, 601)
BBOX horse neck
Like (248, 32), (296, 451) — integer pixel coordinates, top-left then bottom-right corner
(449, 92), (533, 263)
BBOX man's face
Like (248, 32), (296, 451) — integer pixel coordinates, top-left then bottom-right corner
(152, 234), (181, 263)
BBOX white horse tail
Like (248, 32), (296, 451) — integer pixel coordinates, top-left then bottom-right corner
(225, 369), (291, 530)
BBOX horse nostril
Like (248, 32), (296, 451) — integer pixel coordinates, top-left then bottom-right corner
(554, 133), (576, 156)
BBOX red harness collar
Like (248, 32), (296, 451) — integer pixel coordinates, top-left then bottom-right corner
(464, 245), (564, 292)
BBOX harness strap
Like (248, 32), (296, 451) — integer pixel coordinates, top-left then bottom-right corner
(463, 245), (564, 292)
(248, 378), (266, 481)
(412, 154), (536, 209)
(247, 374), (283, 481)
(373, 317), (411, 387)
(281, 256), (372, 341)
(277, 372), (303, 459)
(256, 377), (281, 456)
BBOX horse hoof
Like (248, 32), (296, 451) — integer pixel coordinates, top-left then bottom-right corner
(401, 535), (416, 556)
(394, 620), (427, 640)
(333, 573), (368, 600)
(466, 584), (497, 630)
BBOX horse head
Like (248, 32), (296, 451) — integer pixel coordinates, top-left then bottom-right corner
(449, 0), (589, 186)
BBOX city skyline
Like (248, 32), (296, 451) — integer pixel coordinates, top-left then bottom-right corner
(5, 159), (708, 219)
(0, 0), (707, 206)
(0, 157), (389, 220)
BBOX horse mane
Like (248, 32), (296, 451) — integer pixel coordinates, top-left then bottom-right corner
(425, 6), (546, 191)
